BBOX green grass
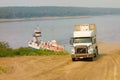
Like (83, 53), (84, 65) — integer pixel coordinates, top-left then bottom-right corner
(0, 47), (69, 57)
(0, 41), (69, 57)
(0, 66), (8, 73)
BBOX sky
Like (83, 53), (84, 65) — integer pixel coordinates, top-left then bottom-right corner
(0, 0), (120, 8)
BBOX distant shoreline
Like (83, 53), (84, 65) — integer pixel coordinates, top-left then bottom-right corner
(0, 16), (90, 23)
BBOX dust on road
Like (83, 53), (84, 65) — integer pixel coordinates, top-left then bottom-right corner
(0, 42), (120, 80)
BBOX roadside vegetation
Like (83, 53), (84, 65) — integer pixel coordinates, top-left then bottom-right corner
(0, 41), (69, 57)
(0, 66), (8, 74)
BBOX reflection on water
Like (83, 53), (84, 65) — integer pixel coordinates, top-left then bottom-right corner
(0, 15), (120, 51)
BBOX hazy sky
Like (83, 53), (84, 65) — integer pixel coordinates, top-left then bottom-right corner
(0, 0), (120, 8)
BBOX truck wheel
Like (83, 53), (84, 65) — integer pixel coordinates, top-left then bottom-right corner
(96, 47), (99, 55)
(89, 57), (94, 61)
(94, 53), (97, 57)
(72, 58), (76, 61)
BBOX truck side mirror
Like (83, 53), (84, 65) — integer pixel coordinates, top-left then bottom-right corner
(92, 38), (96, 44)
(70, 38), (73, 45)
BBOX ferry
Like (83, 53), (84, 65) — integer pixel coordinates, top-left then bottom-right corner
(28, 28), (64, 51)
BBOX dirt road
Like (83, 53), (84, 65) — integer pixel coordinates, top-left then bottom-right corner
(0, 42), (120, 80)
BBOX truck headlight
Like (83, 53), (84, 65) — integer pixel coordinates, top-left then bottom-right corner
(88, 46), (93, 54)
(71, 47), (75, 54)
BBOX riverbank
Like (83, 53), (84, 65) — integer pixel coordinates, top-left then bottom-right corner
(0, 16), (90, 23)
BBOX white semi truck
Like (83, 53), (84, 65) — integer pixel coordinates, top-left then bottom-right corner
(70, 24), (98, 61)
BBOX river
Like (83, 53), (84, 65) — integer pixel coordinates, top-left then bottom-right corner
(0, 15), (120, 51)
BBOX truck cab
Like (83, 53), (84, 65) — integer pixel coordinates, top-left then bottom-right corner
(70, 24), (98, 61)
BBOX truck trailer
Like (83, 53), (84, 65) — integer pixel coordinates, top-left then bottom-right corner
(70, 24), (98, 61)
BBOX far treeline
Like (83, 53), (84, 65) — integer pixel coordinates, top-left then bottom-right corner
(0, 7), (120, 19)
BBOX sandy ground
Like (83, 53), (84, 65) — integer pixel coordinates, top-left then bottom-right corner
(0, 16), (89, 23)
(0, 42), (120, 80)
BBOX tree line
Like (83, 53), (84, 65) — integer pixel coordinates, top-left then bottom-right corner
(0, 7), (120, 19)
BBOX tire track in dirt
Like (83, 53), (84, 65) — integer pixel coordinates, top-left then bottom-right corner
(109, 51), (120, 80)
(54, 43), (120, 80)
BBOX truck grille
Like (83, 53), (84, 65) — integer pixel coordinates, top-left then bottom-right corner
(75, 46), (88, 54)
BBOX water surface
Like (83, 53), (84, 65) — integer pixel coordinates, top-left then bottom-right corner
(0, 15), (120, 51)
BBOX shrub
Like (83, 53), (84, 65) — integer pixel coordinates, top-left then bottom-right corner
(14, 47), (34, 56)
(0, 41), (10, 49)
(0, 66), (8, 73)
(0, 48), (15, 57)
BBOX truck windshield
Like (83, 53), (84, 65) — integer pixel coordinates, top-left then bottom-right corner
(73, 37), (92, 43)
